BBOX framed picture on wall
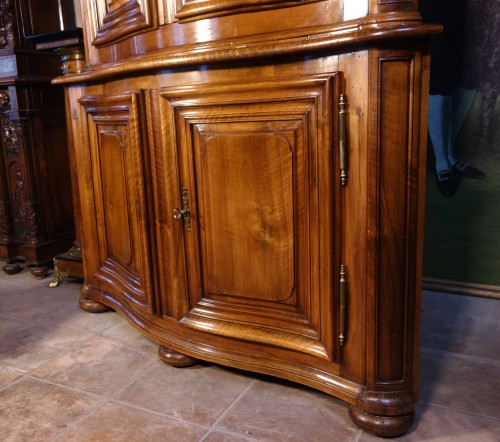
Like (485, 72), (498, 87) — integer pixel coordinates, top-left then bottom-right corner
(421, 0), (500, 299)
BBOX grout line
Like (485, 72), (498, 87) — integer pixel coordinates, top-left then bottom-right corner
(197, 379), (257, 442)
(418, 401), (500, 422)
(107, 396), (211, 431)
(0, 373), (28, 394)
(8, 372), (112, 401)
(0, 312), (35, 323)
(421, 346), (500, 364)
(109, 359), (159, 399)
(352, 428), (364, 442)
(3, 370), (212, 432)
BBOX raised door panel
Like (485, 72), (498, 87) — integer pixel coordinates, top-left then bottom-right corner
(155, 74), (343, 362)
(86, 0), (157, 46)
(78, 92), (154, 312)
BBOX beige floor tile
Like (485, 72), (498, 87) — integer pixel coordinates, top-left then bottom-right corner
(30, 335), (157, 396)
(0, 269), (45, 292)
(102, 316), (159, 351)
(0, 367), (22, 387)
(115, 362), (254, 426)
(202, 430), (254, 441)
(0, 378), (104, 441)
(0, 282), (77, 321)
(0, 322), (96, 372)
(215, 376), (358, 442)
(421, 316), (500, 361)
(359, 403), (500, 442)
(420, 348), (500, 419)
(54, 401), (207, 441)
(34, 300), (123, 334)
(0, 314), (31, 335)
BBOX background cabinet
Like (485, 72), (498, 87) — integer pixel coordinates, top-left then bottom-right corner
(56, 0), (440, 436)
(0, 0), (78, 275)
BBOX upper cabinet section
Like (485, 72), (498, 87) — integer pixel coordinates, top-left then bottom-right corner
(68, 0), (437, 83)
(88, 0), (158, 46)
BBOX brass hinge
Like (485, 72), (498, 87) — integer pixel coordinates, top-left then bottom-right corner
(339, 264), (347, 346)
(339, 94), (347, 186)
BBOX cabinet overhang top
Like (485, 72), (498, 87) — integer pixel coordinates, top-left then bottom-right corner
(53, 13), (441, 85)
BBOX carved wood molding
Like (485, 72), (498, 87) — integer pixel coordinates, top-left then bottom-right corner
(89, 0), (157, 46)
(1, 116), (43, 244)
(55, 14), (440, 84)
(0, 198), (14, 240)
(0, 0), (14, 48)
(175, 0), (323, 22)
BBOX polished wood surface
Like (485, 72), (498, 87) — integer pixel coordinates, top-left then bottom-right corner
(61, 0), (439, 436)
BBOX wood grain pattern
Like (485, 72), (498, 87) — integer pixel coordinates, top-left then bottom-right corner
(156, 75), (340, 360)
(89, 0), (157, 46)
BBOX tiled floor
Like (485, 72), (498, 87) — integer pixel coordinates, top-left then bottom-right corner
(0, 269), (499, 441)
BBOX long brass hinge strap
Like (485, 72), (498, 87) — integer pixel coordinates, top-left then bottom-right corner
(339, 94), (347, 186)
(339, 264), (346, 346)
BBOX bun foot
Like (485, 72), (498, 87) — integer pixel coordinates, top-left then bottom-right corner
(349, 405), (414, 437)
(31, 266), (50, 279)
(349, 390), (415, 437)
(79, 297), (112, 313)
(3, 261), (22, 275)
(158, 346), (198, 367)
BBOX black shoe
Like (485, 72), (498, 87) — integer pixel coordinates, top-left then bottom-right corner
(453, 161), (485, 179)
(435, 170), (458, 198)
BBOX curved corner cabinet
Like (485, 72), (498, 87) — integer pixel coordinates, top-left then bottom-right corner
(55, 0), (439, 436)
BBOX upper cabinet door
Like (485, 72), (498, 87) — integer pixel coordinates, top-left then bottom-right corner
(87, 0), (158, 46)
(154, 74), (344, 362)
(78, 91), (155, 312)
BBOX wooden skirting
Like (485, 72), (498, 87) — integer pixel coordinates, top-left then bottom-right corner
(423, 277), (500, 300)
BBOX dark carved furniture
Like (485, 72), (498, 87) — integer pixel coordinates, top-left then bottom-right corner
(29, 28), (85, 287)
(54, 0), (440, 436)
(0, 0), (77, 276)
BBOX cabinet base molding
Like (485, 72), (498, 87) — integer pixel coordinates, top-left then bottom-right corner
(158, 346), (199, 367)
(79, 291), (416, 436)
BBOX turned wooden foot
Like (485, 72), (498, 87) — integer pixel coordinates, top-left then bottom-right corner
(348, 390), (415, 437)
(158, 346), (198, 367)
(2, 261), (22, 275)
(31, 266), (50, 279)
(79, 297), (112, 313)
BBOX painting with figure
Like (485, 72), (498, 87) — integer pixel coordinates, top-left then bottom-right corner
(420, 0), (500, 290)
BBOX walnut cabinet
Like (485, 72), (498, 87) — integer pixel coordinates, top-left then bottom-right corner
(55, 0), (440, 436)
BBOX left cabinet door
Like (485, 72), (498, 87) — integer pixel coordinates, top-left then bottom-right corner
(77, 91), (155, 313)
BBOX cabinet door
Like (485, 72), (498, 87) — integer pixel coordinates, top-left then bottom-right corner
(78, 92), (154, 312)
(85, 0), (158, 46)
(155, 75), (343, 361)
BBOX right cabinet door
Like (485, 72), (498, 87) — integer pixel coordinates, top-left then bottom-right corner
(153, 74), (344, 363)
